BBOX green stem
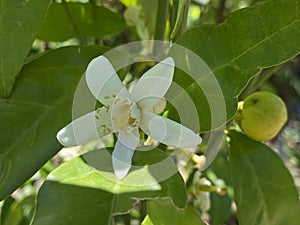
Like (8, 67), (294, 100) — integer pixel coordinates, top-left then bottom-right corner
(170, 0), (179, 31)
(240, 65), (282, 99)
(170, 0), (191, 41)
(154, 0), (169, 41)
(199, 185), (227, 195)
(62, 0), (86, 44)
(217, 0), (227, 23)
(153, 0), (170, 57)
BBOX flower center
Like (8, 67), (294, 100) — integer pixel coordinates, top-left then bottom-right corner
(111, 97), (141, 133)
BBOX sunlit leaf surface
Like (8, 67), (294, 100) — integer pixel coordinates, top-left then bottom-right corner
(228, 130), (300, 225)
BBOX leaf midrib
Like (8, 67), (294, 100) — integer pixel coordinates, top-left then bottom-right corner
(214, 18), (300, 73)
(0, 99), (50, 108)
(181, 2), (300, 96)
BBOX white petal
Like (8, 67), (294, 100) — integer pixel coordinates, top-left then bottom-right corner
(85, 55), (130, 105)
(131, 57), (174, 111)
(140, 112), (201, 148)
(112, 129), (140, 179)
(56, 108), (113, 147)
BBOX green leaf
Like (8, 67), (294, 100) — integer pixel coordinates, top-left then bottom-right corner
(0, 46), (109, 201)
(119, 0), (138, 7)
(140, 0), (158, 35)
(209, 193), (232, 225)
(2, 195), (35, 225)
(0, 197), (15, 224)
(206, 154), (233, 225)
(145, 199), (205, 225)
(0, 0), (51, 97)
(141, 216), (155, 225)
(38, 2), (126, 42)
(32, 149), (187, 225)
(170, 0), (300, 132)
(228, 130), (300, 225)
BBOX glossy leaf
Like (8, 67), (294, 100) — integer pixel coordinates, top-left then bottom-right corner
(228, 130), (300, 225)
(0, 46), (109, 201)
(0, 0), (51, 97)
(32, 149), (187, 225)
(170, 0), (300, 132)
(144, 199), (205, 225)
(38, 2), (126, 41)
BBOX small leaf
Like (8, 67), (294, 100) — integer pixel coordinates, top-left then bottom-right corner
(38, 2), (126, 41)
(32, 149), (187, 225)
(0, 0), (51, 97)
(0, 197), (15, 224)
(2, 195), (35, 225)
(145, 199), (205, 225)
(119, 0), (138, 7)
(228, 130), (300, 225)
(141, 216), (154, 225)
(0, 46), (109, 201)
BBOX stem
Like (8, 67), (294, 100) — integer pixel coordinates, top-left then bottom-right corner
(62, 0), (86, 44)
(217, 0), (227, 23)
(240, 65), (281, 99)
(170, 0), (191, 41)
(154, 0), (169, 41)
(199, 185), (227, 195)
(170, 0), (179, 32)
(152, 0), (169, 58)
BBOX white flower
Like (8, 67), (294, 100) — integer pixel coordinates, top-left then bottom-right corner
(56, 56), (201, 179)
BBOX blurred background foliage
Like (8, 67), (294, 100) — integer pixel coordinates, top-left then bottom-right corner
(0, 0), (299, 224)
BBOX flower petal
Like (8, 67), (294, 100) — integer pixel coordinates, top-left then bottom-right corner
(140, 112), (201, 148)
(131, 57), (174, 111)
(85, 55), (130, 105)
(112, 128), (140, 179)
(56, 108), (113, 147)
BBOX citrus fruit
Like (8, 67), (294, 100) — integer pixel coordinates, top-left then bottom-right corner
(235, 91), (288, 141)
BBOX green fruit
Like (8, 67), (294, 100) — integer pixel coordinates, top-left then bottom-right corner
(235, 91), (288, 142)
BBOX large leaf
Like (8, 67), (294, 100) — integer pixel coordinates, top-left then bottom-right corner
(143, 199), (205, 225)
(170, 0), (300, 132)
(0, 0), (51, 97)
(0, 46), (109, 201)
(32, 149), (187, 225)
(228, 130), (300, 225)
(38, 2), (126, 41)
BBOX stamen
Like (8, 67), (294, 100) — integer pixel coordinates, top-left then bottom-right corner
(111, 97), (141, 133)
